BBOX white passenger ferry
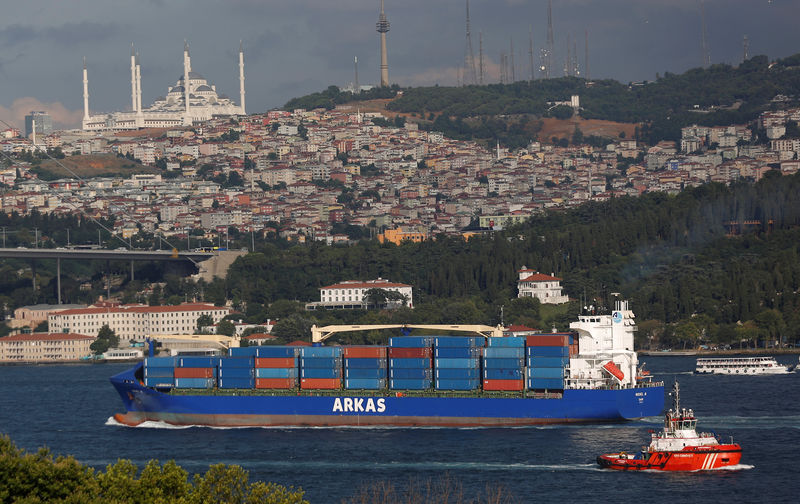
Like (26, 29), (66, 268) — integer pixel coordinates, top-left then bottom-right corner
(695, 356), (791, 375)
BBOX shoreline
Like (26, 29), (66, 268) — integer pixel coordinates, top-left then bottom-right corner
(640, 348), (800, 357)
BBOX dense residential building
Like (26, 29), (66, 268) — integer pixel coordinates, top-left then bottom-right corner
(309, 278), (413, 310)
(10, 303), (86, 329)
(0, 332), (95, 362)
(48, 303), (231, 342)
(516, 267), (569, 304)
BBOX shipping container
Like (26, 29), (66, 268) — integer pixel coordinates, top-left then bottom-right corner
(434, 347), (481, 358)
(526, 334), (570, 347)
(435, 378), (481, 390)
(218, 367), (254, 379)
(301, 346), (343, 358)
(230, 346), (299, 358)
(300, 378), (341, 390)
(527, 378), (564, 390)
(299, 357), (342, 368)
(174, 377), (215, 389)
(254, 357), (297, 368)
(483, 347), (525, 358)
(388, 336), (433, 348)
(143, 367), (174, 378)
(219, 377), (256, 389)
(527, 356), (569, 368)
(481, 357), (525, 369)
(389, 368), (433, 380)
(388, 358), (431, 369)
(525, 346), (569, 357)
(301, 367), (342, 379)
(389, 378), (431, 390)
(144, 357), (176, 367)
(434, 358), (480, 369)
(219, 356), (254, 368)
(344, 367), (386, 379)
(343, 357), (387, 369)
(255, 367), (299, 379)
(255, 378), (295, 389)
(482, 378), (524, 391)
(342, 346), (387, 358)
(528, 367), (564, 379)
(176, 357), (220, 368)
(174, 367), (216, 379)
(434, 367), (480, 380)
(483, 368), (524, 380)
(433, 336), (484, 348)
(143, 377), (173, 387)
(387, 347), (432, 358)
(486, 336), (526, 348)
(344, 378), (387, 390)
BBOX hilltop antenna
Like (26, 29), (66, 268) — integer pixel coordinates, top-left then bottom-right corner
(376, 0), (390, 86)
(564, 33), (570, 76)
(479, 31), (484, 84)
(742, 35), (749, 63)
(573, 38), (579, 76)
(510, 37), (515, 83)
(528, 26), (535, 82)
(463, 0), (478, 85)
(701, 0), (710, 67)
(585, 29), (590, 80)
(545, 0), (554, 78)
(354, 56), (359, 93)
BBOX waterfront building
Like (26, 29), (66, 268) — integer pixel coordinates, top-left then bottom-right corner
(0, 332), (95, 362)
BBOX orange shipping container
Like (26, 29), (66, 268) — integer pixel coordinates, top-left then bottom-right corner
(255, 378), (296, 389)
(300, 378), (341, 390)
(342, 346), (388, 358)
(255, 357), (296, 368)
(483, 379), (524, 391)
(173, 367), (215, 379)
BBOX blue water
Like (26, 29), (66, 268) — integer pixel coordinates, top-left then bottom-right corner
(0, 355), (797, 502)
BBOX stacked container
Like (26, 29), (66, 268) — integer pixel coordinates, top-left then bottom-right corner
(173, 356), (218, 389)
(218, 356), (255, 389)
(143, 356), (175, 388)
(483, 336), (526, 391)
(388, 336), (433, 390)
(526, 334), (570, 390)
(343, 346), (388, 390)
(253, 347), (300, 389)
(433, 336), (482, 391)
(300, 346), (342, 390)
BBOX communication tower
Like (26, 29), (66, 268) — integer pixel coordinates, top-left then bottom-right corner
(376, 0), (390, 86)
(701, 0), (710, 67)
(463, 0), (478, 86)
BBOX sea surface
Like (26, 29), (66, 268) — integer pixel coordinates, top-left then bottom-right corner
(0, 355), (797, 503)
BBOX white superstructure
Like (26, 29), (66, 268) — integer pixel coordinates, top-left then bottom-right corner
(695, 356), (790, 375)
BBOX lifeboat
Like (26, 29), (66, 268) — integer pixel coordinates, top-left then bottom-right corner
(597, 381), (742, 471)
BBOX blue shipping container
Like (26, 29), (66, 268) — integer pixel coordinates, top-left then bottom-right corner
(527, 378), (564, 390)
(345, 368), (386, 379)
(527, 356), (569, 368)
(389, 378), (431, 390)
(144, 357), (175, 367)
(389, 358), (431, 369)
(435, 378), (481, 390)
(300, 367), (342, 379)
(219, 357), (255, 368)
(219, 377), (255, 389)
(486, 336), (526, 348)
(174, 377), (215, 389)
(483, 347), (525, 358)
(344, 378), (387, 390)
(143, 367), (174, 378)
(390, 368), (433, 380)
(143, 377), (173, 387)
(434, 347), (481, 358)
(219, 367), (254, 378)
(255, 367), (298, 379)
(482, 357), (525, 369)
(388, 336), (433, 348)
(483, 368), (525, 380)
(301, 346), (342, 358)
(528, 367), (564, 379)
(434, 358), (479, 369)
(435, 368), (480, 379)
(344, 358), (387, 369)
(176, 357), (220, 368)
(300, 357), (342, 368)
(526, 346), (569, 357)
(229, 346), (300, 358)
(433, 336), (484, 348)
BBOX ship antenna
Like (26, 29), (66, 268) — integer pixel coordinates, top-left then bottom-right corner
(672, 381), (680, 413)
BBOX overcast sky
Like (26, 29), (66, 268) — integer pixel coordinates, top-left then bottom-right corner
(1, 0), (798, 130)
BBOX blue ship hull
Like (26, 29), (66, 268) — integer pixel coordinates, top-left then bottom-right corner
(111, 364), (664, 427)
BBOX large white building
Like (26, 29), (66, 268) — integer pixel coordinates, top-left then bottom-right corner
(82, 42), (245, 131)
(48, 303), (231, 342)
(516, 266), (569, 304)
(0, 333), (95, 362)
(309, 279), (413, 309)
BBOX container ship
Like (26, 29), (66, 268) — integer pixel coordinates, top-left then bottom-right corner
(110, 301), (664, 427)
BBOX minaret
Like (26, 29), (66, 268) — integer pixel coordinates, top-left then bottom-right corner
(82, 57), (90, 122)
(376, 0), (390, 86)
(183, 41), (191, 126)
(239, 41), (246, 115)
(130, 43), (136, 111)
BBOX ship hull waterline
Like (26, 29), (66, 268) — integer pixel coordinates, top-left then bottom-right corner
(112, 364), (664, 428)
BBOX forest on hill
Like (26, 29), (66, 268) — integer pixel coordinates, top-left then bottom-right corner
(284, 53), (800, 148)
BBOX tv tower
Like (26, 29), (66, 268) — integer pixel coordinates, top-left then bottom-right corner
(585, 29), (590, 80)
(700, 0), (710, 67)
(376, 0), (390, 86)
(529, 26), (535, 82)
(463, 0), (478, 85)
(545, 0), (554, 78)
(742, 35), (749, 63)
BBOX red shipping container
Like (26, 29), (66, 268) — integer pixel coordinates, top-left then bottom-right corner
(300, 378), (341, 390)
(255, 357), (296, 368)
(173, 367), (215, 379)
(255, 378), (296, 389)
(526, 334), (569, 347)
(483, 379), (524, 391)
(388, 347), (432, 358)
(343, 346), (387, 358)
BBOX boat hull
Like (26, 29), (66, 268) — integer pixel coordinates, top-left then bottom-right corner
(111, 364), (664, 427)
(597, 445), (742, 471)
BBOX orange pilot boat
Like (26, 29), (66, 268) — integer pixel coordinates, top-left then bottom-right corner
(597, 381), (742, 471)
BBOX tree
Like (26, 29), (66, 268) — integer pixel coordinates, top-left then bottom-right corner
(34, 320), (48, 333)
(90, 325), (119, 355)
(196, 314), (214, 333)
(216, 319), (236, 337)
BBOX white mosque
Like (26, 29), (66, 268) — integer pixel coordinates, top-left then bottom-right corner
(82, 41), (245, 131)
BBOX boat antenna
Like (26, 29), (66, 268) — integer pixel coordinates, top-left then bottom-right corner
(672, 381), (680, 412)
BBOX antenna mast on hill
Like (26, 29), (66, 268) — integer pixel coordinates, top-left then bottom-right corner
(545, 0), (554, 78)
(585, 29), (590, 80)
(354, 56), (359, 93)
(701, 0), (711, 67)
(529, 26), (535, 82)
(479, 31), (484, 84)
(742, 35), (749, 63)
(463, 0), (478, 85)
